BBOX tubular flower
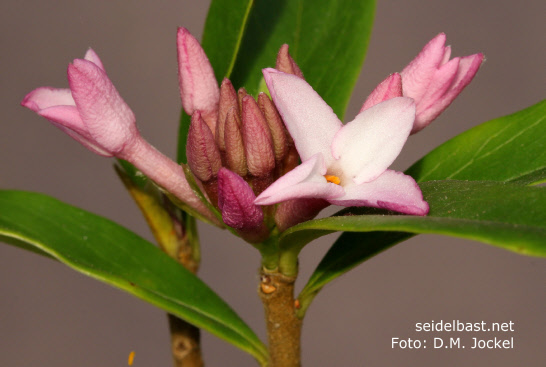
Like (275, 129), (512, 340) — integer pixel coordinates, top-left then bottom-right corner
(21, 49), (218, 224)
(362, 33), (484, 133)
(255, 69), (429, 216)
(21, 49), (138, 157)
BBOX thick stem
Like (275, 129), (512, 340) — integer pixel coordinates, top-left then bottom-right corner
(168, 314), (204, 367)
(259, 268), (302, 367)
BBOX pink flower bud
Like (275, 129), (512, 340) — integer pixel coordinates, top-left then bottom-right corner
(400, 33), (484, 133)
(359, 73), (403, 112)
(177, 27), (219, 132)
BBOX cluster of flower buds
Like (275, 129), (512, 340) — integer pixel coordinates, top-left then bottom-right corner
(178, 28), (317, 241)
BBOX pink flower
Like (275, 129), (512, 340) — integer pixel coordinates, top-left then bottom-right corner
(362, 33), (484, 133)
(255, 69), (428, 216)
(22, 49), (219, 224)
(177, 27), (220, 133)
(21, 49), (138, 156)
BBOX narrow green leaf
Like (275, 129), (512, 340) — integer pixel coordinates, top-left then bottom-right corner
(177, 110), (192, 164)
(201, 0), (255, 82)
(0, 191), (267, 364)
(292, 181), (546, 314)
(230, 0), (376, 119)
(407, 100), (546, 184)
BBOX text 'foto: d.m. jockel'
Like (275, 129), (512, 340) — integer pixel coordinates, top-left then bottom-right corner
(22, 29), (483, 243)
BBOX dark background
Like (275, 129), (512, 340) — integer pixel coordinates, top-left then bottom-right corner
(1, 0), (545, 366)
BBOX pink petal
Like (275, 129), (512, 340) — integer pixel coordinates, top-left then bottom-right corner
(329, 170), (429, 216)
(331, 97), (415, 185)
(21, 87), (75, 111)
(218, 168), (264, 230)
(39, 105), (112, 156)
(254, 153), (344, 205)
(177, 27), (219, 131)
(262, 68), (342, 167)
(412, 53), (483, 133)
(84, 48), (105, 71)
(68, 59), (138, 155)
(412, 57), (459, 131)
(401, 33), (447, 102)
(360, 73), (403, 112)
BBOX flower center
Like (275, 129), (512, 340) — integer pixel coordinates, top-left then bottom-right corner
(324, 175), (341, 185)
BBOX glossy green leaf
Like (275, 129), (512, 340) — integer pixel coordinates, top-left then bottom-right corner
(0, 191), (267, 364)
(292, 180), (546, 315)
(201, 0), (255, 82)
(177, 111), (192, 164)
(229, 0), (375, 119)
(407, 100), (546, 184)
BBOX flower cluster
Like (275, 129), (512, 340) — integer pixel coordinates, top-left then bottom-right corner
(22, 30), (482, 241)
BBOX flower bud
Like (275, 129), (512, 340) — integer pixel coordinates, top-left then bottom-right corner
(177, 27), (220, 132)
(241, 95), (275, 177)
(186, 111), (222, 182)
(276, 44), (304, 78)
(216, 78), (238, 150)
(360, 73), (403, 112)
(258, 92), (288, 162)
(224, 107), (247, 177)
(218, 168), (268, 242)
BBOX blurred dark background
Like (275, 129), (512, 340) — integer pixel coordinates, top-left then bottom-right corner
(1, 0), (545, 366)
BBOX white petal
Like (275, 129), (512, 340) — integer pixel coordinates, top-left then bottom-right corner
(254, 153), (344, 205)
(331, 97), (415, 184)
(263, 68), (342, 166)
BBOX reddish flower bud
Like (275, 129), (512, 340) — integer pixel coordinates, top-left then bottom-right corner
(237, 87), (248, 113)
(224, 107), (247, 177)
(216, 78), (238, 149)
(275, 198), (329, 232)
(186, 111), (222, 182)
(218, 168), (263, 229)
(276, 44), (304, 78)
(241, 95), (275, 177)
(258, 92), (288, 162)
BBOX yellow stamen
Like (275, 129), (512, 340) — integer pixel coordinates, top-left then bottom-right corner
(128, 351), (135, 365)
(325, 175), (341, 185)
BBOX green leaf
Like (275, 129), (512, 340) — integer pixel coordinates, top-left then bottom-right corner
(0, 191), (267, 364)
(292, 181), (546, 315)
(201, 0), (255, 82)
(177, 110), (192, 164)
(230, 0), (376, 119)
(407, 100), (546, 184)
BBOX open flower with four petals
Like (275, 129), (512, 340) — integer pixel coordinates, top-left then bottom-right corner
(255, 68), (429, 216)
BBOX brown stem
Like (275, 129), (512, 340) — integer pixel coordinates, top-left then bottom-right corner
(259, 268), (302, 367)
(168, 314), (204, 367)
(115, 166), (205, 366)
